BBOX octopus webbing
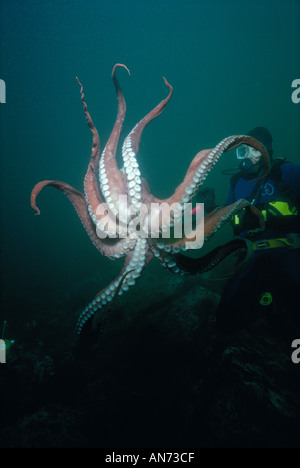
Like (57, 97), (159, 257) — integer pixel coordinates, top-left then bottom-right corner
(31, 64), (269, 335)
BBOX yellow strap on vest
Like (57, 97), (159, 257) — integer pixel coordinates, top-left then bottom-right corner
(234, 201), (298, 225)
(268, 201), (298, 217)
(253, 236), (300, 250)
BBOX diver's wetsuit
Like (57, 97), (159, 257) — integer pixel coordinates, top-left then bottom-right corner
(217, 162), (300, 332)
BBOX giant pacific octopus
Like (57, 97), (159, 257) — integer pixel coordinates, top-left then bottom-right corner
(31, 64), (269, 334)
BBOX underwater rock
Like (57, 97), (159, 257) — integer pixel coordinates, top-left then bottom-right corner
(202, 320), (300, 447)
(2, 406), (86, 448)
(1, 274), (300, 448)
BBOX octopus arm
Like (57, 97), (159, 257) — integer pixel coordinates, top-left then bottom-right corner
(150, 199), (265, 255)
(174, 238), (254, 277)
(76, 76), (103, 216)
(123, 77), (173, 158)
(120, 77), (173, 208)
(98, 64), (130, 218)
(76, 238), (154, 334)
(164, 135), (270, 209)
(30, 179), (130, 259)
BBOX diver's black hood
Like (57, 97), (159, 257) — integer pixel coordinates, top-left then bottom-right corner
(247, 126), (273, 159)
(240, 126), (273, 177)
(222, 126), (273, 178)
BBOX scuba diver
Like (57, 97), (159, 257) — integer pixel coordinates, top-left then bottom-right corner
(182, 126), (300, 333)
(215, 126), (300, 332)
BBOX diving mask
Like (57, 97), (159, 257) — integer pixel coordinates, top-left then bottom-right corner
(236, 144), (262, 161)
